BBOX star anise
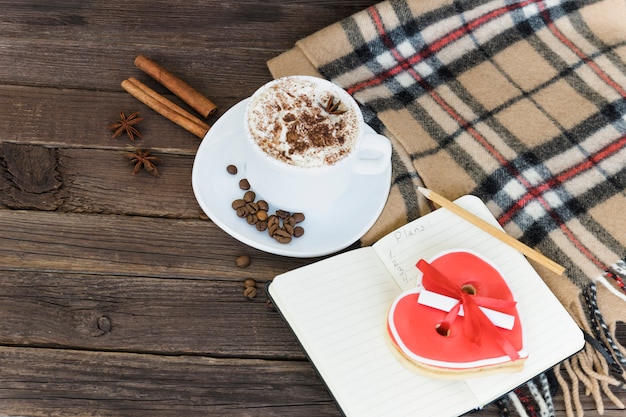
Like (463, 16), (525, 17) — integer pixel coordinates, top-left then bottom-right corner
(109, 111), (143, 141)
(320, 96), (346, 115)
(126, 149), (160, 176)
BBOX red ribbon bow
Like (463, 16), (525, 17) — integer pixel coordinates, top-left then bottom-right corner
(416, 259), (520, 361)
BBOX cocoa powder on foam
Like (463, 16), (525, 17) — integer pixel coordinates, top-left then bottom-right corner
(247, 78), (359, 168)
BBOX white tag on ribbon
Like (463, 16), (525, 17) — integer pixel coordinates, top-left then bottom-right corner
(417, 289), (515, 330)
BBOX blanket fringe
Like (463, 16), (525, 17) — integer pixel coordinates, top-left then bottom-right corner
(544, 281), (626, 416)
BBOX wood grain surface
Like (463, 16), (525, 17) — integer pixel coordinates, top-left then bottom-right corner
(0, 1), (623, 416)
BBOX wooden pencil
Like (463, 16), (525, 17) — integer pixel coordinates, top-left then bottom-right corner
(418, 187), (566, 276)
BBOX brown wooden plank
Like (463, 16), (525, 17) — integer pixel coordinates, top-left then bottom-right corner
(0, 83), (232, 150)
(0, 1), (373, 49)
(59, 147), (201, 217)
(0, 269), (304, 358)
(0, 131), (203, 217)
(0, 1), (375, 91)
(0, 209), (317, 277)
(0, 346), (341, 417)
(0, 346), (623, 417)
(0, 41), (278, 97)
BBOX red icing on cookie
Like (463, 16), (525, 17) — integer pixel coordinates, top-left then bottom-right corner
(387, 250), (526, 371)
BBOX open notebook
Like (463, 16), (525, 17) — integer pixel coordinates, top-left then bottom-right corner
(268, 195), (584, 417)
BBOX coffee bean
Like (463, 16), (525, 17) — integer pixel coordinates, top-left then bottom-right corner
(267, 217), (279, 233)
(236, 207), (248, 217)
(292, 212), (305, 223)
(239, 178), (250, 190)
(293, 226), (305, 237)
(246, 214), (258, 224)
(257, 200), (269, 211)
(256, 220), (268, 231)
(226, 165), (238, 175)
(236, 255), (251, 269)
(276, 210), (289, 219)
(257, 210), (268, 221)
(244, 286), (257, 300)
(246, 201), (259, 214)
(243, 191), (256, 202)
(273, 229), (292, 243)
(231, 199), (246, 210)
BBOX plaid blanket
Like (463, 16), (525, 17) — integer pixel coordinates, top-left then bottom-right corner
(268, 0), (626, 415)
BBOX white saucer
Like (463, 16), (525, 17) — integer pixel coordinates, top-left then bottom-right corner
(191, 98), (392, 258)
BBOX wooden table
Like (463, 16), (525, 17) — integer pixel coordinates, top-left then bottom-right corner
(0, 1), (623, 416)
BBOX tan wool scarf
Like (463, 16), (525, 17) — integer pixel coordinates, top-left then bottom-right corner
(268, 0), (626, 416)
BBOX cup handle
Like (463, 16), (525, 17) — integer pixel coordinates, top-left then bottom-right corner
(353, 132), (392, 175)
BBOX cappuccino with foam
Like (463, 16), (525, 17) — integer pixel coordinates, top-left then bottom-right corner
(245, 76), (360, 168)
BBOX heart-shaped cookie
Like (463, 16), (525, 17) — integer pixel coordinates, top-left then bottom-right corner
(387, 250), (527, 378)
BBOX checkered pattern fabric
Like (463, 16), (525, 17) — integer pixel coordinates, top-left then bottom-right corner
(268, 0), (626, 414)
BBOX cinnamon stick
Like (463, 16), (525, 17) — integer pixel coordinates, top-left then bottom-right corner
(134, 54), (217, 118)
(121, 78), (210, 139)
(127, 77), (210, 131)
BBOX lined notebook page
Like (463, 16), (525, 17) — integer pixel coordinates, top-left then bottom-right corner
(269, 247), (477, 417)
(270, 195), (583, 416)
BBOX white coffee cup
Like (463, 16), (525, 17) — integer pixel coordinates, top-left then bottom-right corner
(243, 75), (391, 213)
